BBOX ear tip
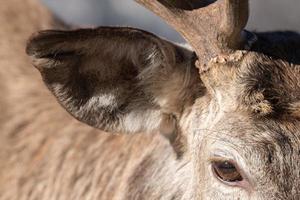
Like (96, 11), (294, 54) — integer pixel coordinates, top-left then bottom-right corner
(26, 31), (48, 56)
(26, 31), (52, 58)
(26, 32), (42, 57)
(26, 30), (68, 57)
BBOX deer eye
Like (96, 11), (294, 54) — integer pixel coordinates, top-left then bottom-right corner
(212, 160), (243, 183)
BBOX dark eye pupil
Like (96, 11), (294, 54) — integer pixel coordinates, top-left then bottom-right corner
(212, 161), (243, 182)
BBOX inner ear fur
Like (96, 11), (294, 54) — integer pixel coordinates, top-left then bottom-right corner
(26, 27), (203, 150)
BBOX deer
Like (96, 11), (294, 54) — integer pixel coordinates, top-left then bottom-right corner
(1, 0), (300, 199)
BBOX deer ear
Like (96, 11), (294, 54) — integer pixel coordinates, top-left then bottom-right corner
(26, 27), (203, 135)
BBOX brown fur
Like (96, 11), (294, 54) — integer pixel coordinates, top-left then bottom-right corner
(0, 1), (195, 199)
(1, 0), (300, 200)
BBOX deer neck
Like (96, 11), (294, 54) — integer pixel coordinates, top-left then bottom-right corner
(0, 0), (55, 130)
(0, 0), (53, 81)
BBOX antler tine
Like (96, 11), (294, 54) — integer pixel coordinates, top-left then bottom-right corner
(135, 0), (249, 67)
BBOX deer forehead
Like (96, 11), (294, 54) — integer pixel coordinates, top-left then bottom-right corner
(189, 111), (300, 181)
(186, 67), (300, 162)
(197, 50), (300, 119)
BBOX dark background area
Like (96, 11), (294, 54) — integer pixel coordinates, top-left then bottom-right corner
(42, 0), (300, 43)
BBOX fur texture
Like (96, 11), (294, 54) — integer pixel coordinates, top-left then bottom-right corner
(1, 0), (300, 199)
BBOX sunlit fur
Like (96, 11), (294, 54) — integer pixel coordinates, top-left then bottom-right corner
(1, 0), (300, 200)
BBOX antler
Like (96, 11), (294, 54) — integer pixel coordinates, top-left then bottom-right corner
(135, 0), (249, 67)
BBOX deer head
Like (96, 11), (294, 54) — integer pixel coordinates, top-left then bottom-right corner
(26, 0), (300, 199)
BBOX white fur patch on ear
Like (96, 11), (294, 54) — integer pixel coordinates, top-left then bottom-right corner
(121, 110), (162, 133)
(89, 94), (117, 108)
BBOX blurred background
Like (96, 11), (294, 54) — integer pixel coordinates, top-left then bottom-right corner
(42, 0), (300, 43)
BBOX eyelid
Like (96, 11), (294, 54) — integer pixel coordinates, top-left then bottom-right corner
(208, 154), (235, 163)
(209, 150), (253, 181)
(209, 157), (242, 176)
(210, 150), (235, 159)
(209, 151), (246, 173)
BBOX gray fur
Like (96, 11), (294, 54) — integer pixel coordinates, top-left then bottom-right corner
(1, 0), (300, 200)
